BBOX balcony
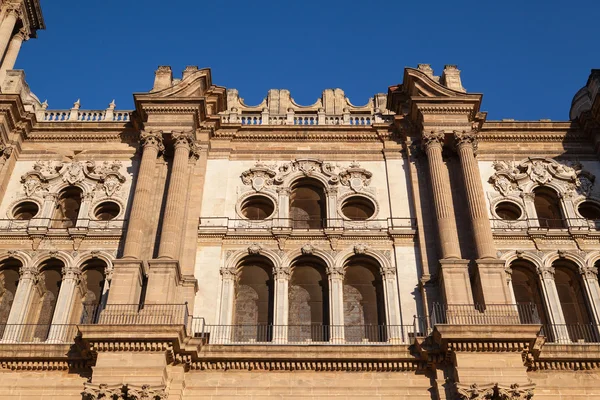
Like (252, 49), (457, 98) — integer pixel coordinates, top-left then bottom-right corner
(190, 322), (423, 345)
(540, 324), (600, 344)
(490, 217), (600, 233)
(431, 303), (542, 326)
(0, 324), (78, 344)
(198, 217), (416, 236)
(0, 218), (127, 238)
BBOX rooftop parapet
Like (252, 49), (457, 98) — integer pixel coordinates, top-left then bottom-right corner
(220, 88), (395, 126)
(37, 99), (132, 123)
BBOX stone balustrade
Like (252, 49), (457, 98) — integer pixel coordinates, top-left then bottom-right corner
(36, 99), (131, 122)
(220, 87), (395, 126)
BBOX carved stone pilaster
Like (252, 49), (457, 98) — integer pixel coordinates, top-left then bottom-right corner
(274, 265), (291, 280)
(61, 266), (81, 282)
(19, 265), (38, 282)
(327, 266), (345, 279)
(380, 265), (397, 279)
(140, 130), (164, 152)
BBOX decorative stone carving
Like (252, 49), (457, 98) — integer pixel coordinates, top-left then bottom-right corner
(456, 382), (534, 400)
(62, 266), (81, 282)
(300, 244), (314, 255)
(339, 162), (372, 192)
(489, 157), (595, 197)
(454, 129), (478, 153)
(353, 243), (368, 255)
(220, 265), (237, 280)
(127, 383), (167, 399)
(241, 161), (277, 192)
(537, 265), (555, 279)
(327, 266), (345, 279)
(421, 130), (445, 149)
(274, 265), (291, 279)
(380, 264), (397, 279)
(82, 383), (124, 400)
(456, 382), (495, 399)
(240, 159), (374, 191)
(579, 265), (599, 280)
(172, 130), (195, 150)
(21, 160), (126, 198)
(247, 243), (262, 255)
(0, 142), (13, 162)
(140, 130), (164, 152)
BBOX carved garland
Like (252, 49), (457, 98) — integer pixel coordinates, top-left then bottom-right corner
(21, 160), (126, 198)
(489, 157), (595, 197)
(240, 159), (373, 193)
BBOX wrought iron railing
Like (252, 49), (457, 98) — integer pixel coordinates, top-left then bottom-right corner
(0, 324), (78, 343)
(192, 323), (420, 345)
(490, 217), (600, 231)
(540, 324), (600, 344)
(430, 303), (541, 326)
(198, 217), (417, 231)
(94, 303), (189, 328)
(0, 218), (127, 232)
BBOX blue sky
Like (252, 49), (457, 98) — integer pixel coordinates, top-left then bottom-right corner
(17, 0), (600, 120)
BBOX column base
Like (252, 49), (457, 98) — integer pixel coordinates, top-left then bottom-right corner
(108, 259), (146, 304)
(439, 259), (473, 305)
(146, 258), (183, 304)
(476, 258), (513, 305)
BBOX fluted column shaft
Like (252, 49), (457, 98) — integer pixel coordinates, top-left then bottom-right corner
(47, 267), (81, 343)
(455, 130), (496, 259)
(0, 6), (19, 63)
(422, 131), (461, 259)
(122, 131), (163, 259)
(158, 131), (194, 258)
(1, 266), (36, 341)
(0, 28), (25, 76)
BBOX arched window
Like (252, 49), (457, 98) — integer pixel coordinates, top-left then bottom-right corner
(232, 256), (274, 342)
(343, 256), (386, 342)
(79, 259), (108, 324)
(288, 256), (329, 342)
(510, 261), (549, 325)
(26, 259), (64, 341)
(290, 179), (326, 229)
(0, 258), (21, 336)
(553, 260), (593, 341)
(533, 187), (564, 228)
(52, 186), (83, 228)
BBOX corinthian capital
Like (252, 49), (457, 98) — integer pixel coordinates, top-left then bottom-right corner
(3, 3), (22, 17)
(140, 130), (164, 152)
(454, 129), (478, 151)
(62, 266), (81, 282)
(172, 130), (194, 150)
(19, 265), (38, 281)
(0, 142), (13, 161)
(421, 130), (445, 150)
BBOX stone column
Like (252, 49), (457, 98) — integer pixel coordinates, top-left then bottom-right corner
(422, 130), (472, 305)
(381, 265), (403, 342)
(273, 266), (290, 343)
(422, 130), (461, 259)
(275, 187), (291, 229)
(537, 266), (570, 343)
(579, 266), (600, 339)
(217, 266), (236, 344)
(0, 5), (19, 68)
(47, 266), (82, 343)
(106, 132), (163, 306)
(157, 131), (195, 259)
(1, 265), (37, 342)
(454, 130), (495, 259)
(328, 267), (345, 343)
(325, 186), (340, 228)
(122, 131), (164, 259)
(454, 130), (512, 304)
(0, 28), (26, 80)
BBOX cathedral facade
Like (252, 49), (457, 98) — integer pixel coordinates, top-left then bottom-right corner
(0, 1), (599, 399)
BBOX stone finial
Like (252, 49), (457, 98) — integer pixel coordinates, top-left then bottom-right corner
(152, 66), (173, 92)
(72, 99), (81, 109)
(108, 100), (116, 109)
(417, 64), (434, 78)
(41, 100), (48, 110)
(440, 65), (466, 93)
(182, 65), (199, 80)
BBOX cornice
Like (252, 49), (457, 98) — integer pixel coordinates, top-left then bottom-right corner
(26, 125), (138, 143)
(212, 126), (384, 142)
(190, 359), (420, 372)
